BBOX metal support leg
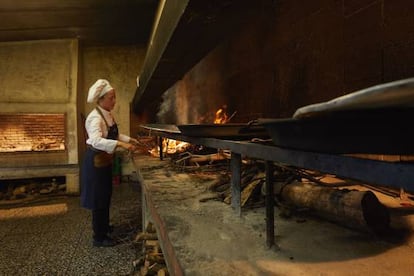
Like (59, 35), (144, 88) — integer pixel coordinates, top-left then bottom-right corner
(231, 152), (242, 216)
(265, 161), (275, 249)
(158, 136), (163, 161)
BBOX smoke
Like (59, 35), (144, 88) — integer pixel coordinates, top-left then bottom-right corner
(157, 81), (205, 124)
(157, 80), (228, 124)
(157, 88), (176, 124)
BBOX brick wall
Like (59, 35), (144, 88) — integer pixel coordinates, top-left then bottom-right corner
(0, 113), (65, 152)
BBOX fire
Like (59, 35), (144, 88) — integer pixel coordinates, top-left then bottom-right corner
(149, 104), (236, 158)
(214, 104), (235, 124)
(214, 108), (228, 124)
(149, 138), (190, 157)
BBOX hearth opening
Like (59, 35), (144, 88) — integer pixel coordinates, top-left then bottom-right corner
(0, 113), (65, 153)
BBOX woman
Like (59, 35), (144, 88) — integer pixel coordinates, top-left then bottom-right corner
(81, 79), (137, 247)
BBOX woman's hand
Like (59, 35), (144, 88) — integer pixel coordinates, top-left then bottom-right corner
(129, 138), (139, 145)
(117, 141), (137, 152)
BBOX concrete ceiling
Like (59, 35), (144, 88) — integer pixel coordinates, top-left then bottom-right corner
(0, 0), (159, 46)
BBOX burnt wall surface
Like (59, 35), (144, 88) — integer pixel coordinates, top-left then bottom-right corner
(157, 0), (414, 123)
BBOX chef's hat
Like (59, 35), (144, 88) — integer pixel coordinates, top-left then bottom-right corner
(87, 79), (114, 103)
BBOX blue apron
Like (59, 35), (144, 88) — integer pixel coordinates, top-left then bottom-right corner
(80, 108), (119, 210)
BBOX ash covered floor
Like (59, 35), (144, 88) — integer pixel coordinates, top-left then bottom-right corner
(137, 153), (414, 276)
(0, 177), (142, 275)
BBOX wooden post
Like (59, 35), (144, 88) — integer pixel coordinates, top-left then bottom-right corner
(231, 152), (242, 216)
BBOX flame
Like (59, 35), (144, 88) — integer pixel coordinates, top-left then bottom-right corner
(149, 105), (235, 157)
(214, 105), (229, 124)
(149, 138), (190, 157)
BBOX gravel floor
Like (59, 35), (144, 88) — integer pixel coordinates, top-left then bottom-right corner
(0, 179), (142, 275)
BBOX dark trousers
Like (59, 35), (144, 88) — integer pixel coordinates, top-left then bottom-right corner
(92, 208), (110, 241)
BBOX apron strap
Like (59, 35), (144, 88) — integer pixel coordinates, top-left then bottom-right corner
(95, 107), (112, 128)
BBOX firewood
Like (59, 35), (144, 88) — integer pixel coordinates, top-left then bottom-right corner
(207, 173), (231, 191)
(223, 172), (265, 205)
(189, 152), (228, 165)
(219, 189), (231, 201)
(144, 240), (159, 249)
(140, 260), (150, 276)
(240, 168), (261, 189)
(145, 222), (156, 233)
(223, 196), (230, 204)
(12, 186), (26, 196)
(215, 183), (230, 193)
(157, 268), (168, 276)
(277, 181), (390, 233)
(134, 232), (158, 242)
(146, 253), (166, 264)
(241, 179), (264, 206)
(147, 263), (165, 275)
(132, 257), (145, 268)
(199, 194), (222, 202)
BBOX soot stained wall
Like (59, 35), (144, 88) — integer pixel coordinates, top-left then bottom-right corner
(158, 0), (414, 123)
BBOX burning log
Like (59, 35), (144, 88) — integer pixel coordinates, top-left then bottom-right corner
(275, 180), (390, 234)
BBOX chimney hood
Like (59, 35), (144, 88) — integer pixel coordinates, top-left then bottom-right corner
(132, 0), (257, 119)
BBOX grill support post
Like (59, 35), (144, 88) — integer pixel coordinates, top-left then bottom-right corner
(231, 152), (242, 216)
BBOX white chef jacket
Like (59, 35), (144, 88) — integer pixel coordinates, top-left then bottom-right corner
(85, 106), (131, 153)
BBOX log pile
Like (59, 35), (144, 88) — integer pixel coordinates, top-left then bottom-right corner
(133, 222), (169, 276)
(201, 163), (267, 207)
(137, 134), (396, 234)
(0, 177), (66, 204)
(202, 162), (392, 234)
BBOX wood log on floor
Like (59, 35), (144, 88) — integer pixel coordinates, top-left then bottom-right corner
(223, 171), (264, 205)
(275, 181), (390, 234)
(241, 178), (264, 207)
(188, 152), (229, 165)
(207, 173), (231, 191)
